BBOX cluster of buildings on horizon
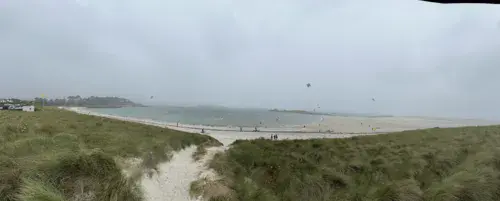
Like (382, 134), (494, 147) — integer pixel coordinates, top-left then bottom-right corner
(0, 99), (35, 112)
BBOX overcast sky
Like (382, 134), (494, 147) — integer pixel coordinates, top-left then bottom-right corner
(1, 0), (500, 119)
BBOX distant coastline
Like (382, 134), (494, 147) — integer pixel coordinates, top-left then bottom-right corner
(85, 105), (147, 108)
(34, 96), (145, 108)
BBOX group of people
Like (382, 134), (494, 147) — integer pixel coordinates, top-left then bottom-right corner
(270, 133), (279, 140)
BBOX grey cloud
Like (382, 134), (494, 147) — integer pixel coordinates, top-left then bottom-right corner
(1, 0), (500, 119)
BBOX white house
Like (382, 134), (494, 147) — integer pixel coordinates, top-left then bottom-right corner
(22, 105), (35, 112)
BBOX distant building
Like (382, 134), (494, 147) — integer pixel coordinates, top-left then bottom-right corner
(22, 105), (35, 112)
(0, 98), (36, 111)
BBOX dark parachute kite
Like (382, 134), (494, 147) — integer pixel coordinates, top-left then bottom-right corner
(421, 0), (499, 4)
(372, 98), (375, 101)
(150, 96), (154, 99)
(306, 83), (311, 88)
(421, 0), (500, 32)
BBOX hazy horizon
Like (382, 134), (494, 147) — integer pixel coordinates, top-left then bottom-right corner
(2, 1), (500, 120)
(4, 95), (500, 121)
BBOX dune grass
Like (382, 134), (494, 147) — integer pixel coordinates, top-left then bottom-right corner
(208, 125), (500, 201)
(192, 145), (209, 162)
(0, 107), (221, 201)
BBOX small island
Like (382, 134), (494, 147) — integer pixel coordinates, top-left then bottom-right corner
(34, 95), (144, 108)
(268, 108), (332, 116)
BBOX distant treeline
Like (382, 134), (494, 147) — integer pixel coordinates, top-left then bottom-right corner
(34, 95), (144, 108)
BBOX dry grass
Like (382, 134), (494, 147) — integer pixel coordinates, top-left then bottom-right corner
(189, 177), (234, 201)
(0, 107), (222, 201)
(192, 143), (211, 162)
(209, 125), (500, 201)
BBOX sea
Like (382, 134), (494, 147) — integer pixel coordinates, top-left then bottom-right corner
(86, 106), (322, 127)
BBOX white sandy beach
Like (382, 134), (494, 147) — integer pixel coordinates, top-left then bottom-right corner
(61, 106), (498, 201)
(304, 115), (498, 133)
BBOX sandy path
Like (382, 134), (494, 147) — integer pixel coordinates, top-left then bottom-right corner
(141, 146), (205, 201)
(61, 108), (217, 201)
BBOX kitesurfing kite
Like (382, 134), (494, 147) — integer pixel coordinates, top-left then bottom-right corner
(372, 98), (375, 101)
(420, 0), (499, 4)
(150, 96), (154, 99)
(306, 83), (311, 88)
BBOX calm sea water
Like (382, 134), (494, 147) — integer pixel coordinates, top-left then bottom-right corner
(87, 106), (322, 127)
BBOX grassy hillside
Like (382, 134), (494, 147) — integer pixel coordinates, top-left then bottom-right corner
(207, 126), (500, 201)
(0, 108), (221, 201)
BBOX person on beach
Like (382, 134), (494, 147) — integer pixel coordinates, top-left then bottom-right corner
(240, 126), (243, 132)
(274, 134), (278, 140)
(176, 121), (179, 127)
(201, 128), (205, 133)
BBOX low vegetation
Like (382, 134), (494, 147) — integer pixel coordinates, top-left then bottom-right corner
(192, 145), (209, 162)
(0, 108), (221, 201)
(207, 125), (500, 201)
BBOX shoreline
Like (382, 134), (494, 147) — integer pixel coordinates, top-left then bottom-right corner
(60, 107), (384, 146)
(60, 106), (497, 146)
(62, 106), (381, 135)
